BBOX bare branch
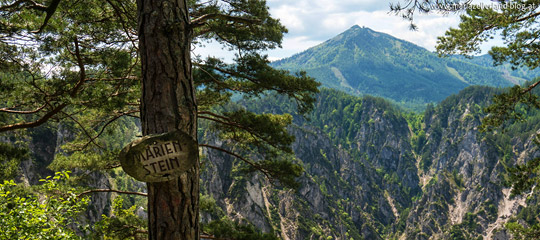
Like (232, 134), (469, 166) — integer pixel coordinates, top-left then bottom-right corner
(199, 144), (271, 180)
(81, 109), (140, 149)
(86, 76), (139, 82)
(0, 103), (46, 114)
(0, 0), (47, 11)
(200, 235), (234, 240)
(60, 110), (105, 150)
(198, 111), (230, 121)
(191, 13), (260, 28)
(104, 163), (121, 169)
(77, 189), (147, 198)
(0, 103), (67, 132)
(69, 37), (86, 97)
(521, 79), (540, 95)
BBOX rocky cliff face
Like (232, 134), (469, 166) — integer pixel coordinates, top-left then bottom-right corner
(14, 87), (540, 239)
(402, 86), (540, 240)
(16, 124), (115, 227)
(201, 87), (540, 239)
(200, 90), (421, 239)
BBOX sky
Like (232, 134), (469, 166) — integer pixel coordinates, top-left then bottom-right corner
(194, 0), (503, 61)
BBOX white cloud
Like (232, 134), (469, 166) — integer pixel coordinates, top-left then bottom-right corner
(272, 5), (306, 32)
(350, 11), (461, 51)
(194, 0), (503, 61)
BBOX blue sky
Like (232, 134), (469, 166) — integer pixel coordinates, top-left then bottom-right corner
(194, 0), (501, 61)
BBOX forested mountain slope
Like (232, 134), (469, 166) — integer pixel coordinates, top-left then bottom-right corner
(199, 87), (540, 239)
(453, 54), (540, 83)
(272, 26), (525, 110)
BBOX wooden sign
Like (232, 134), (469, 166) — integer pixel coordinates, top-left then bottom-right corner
(120, 130), (198, 182)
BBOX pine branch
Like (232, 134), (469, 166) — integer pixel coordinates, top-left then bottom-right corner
(199, 144), (272, 180)
(198, 113), (284, 151)
(77, 189), (147, 198)
(0, 37), (91, 133)
(195, 62), (300, 96)
(104, 0), (138, 50)
(60, 110), (105, 150)
(191, 13), (260, 28)
(80, 109), (139, 150)
(194, 64), (241, 91)
(32, 0), (62, 33)
(521, 79), (540, 95)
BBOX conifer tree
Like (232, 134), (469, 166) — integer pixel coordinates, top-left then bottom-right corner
(0, 0), (319, 238)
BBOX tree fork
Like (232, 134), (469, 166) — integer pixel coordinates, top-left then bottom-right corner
(137, 0), (199, 239)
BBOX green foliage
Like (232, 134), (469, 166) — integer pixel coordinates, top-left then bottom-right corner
(0, 0), (140, 134)
(1, 0), (319, 190)
(196, 54), (320, 115)
(91, 197), (147, 240)
(202, 216), (279, 240)
(427, 0), (540, 198)
(448, 224), (467, 240)
(506, 221), (540, 240)
(406, 112), (427, 153)
(254, 159), (303, 189)
(505, 190), (540, 239)
(243, 88), (422, 238)
(395, 14), (540, 240)
(445, 212), (482, 240)
(0, 141), (28, 181)
(215, 108), (295, 155)
(0, 0), (322, 238)
(50, 117), (140, 171)
(200, 194), (223, 216)
(0, 171), (88, 239)
(481, 84), (540, 133)
(452, 54), (533, 83)
(434, 1), (540, 70)
(506, 157), (540, 196)
(474, 79), (540, 228)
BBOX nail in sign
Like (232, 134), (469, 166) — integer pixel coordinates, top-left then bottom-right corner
(120, 130), (197, 182)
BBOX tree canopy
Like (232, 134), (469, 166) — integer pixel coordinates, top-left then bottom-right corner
(0, 0), (319, 238)
(0, 0), (319, 185)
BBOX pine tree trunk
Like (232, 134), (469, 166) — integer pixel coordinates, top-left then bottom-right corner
(137, 0), (199, 239)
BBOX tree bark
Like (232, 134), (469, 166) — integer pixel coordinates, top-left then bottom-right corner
(137, 0), (199, 239)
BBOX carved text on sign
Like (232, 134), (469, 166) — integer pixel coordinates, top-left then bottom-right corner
(120, 130), (197, 182)
(137, 141), (184, 175)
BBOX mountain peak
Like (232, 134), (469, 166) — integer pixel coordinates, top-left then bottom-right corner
(337, 25), (393, 42)
(272, 26), (515, 108)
